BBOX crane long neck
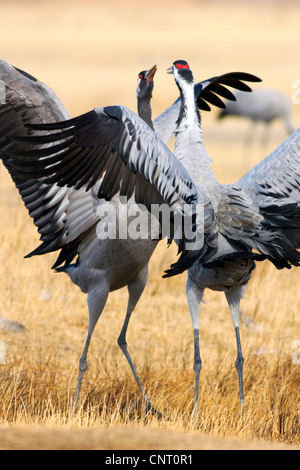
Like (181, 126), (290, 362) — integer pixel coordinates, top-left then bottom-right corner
(174, 76), (218, 192)
(137, 97), (154, 130)
(176, 78), (201, 131)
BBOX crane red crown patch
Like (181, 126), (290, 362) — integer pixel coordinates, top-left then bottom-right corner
(174, 61), (190, 70)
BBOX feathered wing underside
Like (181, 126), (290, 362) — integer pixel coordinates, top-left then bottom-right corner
(215, 129), (300, 269)
(240, 128), (300, 247)
(0, 60), (79, 265)
(153, 71), (261, 144)
(163, 198), (218, 277)
(0, 60), (69, 136)
(2, 105), (218, 274)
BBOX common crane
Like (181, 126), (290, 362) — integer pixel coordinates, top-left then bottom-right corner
(169, 62), (300, 418)
(218, 87), (296, 146)
(0, 60), (263, 417)
(0, 60), (160, 414)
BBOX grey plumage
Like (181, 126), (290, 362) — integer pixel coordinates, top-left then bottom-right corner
(218, 88), (296, 144)
(167, 61), (300, 420)
(0, 61), (163, 414)
(15, 60), (300, 420)
(0, 60), (72, 261)
(0, 59), (265, 416)
(154, 72), (261, 144)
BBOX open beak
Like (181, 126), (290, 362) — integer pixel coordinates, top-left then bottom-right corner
(166, 66), (173, 74)
(145, 64), (158, 84)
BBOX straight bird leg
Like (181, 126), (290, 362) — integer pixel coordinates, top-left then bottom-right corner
(225, 286), (245, 412)
(73, 283), (109, 412)
(244, 120), (257, 146)
(186, 276), (204, 423)
(261, 122), (271, 147)
(117, 265), (161, 418)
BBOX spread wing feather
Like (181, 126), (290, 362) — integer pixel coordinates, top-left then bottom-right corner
(2, 105), (218, 274)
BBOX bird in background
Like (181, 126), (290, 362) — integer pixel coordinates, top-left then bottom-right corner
(0, 59), (269, 419)
(218, 87), (296, 147)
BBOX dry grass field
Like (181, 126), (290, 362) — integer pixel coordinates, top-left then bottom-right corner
(0, 0), (299, 450)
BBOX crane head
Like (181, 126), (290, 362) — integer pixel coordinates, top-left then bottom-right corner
(136, 64), (157, 100)
(167, 60), (194, 85)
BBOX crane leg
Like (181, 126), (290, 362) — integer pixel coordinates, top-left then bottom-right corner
(186, 276), (204, 423)
(118, 265), (161, 418)
(73, 283), (109, 412)
(261, 122), (271, 147)
(244, 120), (257, 146)
(225, 286), (245, 412)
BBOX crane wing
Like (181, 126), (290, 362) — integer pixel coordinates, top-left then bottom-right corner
(0, 60), (69, 137)
(195, 72), (261, 112)
(0, 60), (78, 264)
(236, 128), (300, 248)
(153, 72), (261, 143)
(212, 129), (300, 269)
(2, 105), (218, 274)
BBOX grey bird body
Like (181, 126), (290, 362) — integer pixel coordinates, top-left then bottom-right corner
(0, 60), (162, 413)
(168, 61), (300, 419)
(218, 88), (296, 143)
(63, 223), (157, 294)
(1, 59), (269, 416)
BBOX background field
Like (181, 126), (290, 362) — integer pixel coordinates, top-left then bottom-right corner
(0, 0), (299, 450)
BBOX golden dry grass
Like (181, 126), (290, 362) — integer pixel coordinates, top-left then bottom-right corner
(0, 0), (300, 450)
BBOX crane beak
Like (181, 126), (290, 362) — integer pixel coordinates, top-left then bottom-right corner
(145, 64), (158, 84)
(166, 66), (173, 74)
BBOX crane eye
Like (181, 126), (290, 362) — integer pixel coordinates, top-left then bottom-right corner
(138, 74), (143, 79)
